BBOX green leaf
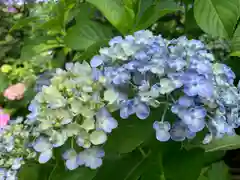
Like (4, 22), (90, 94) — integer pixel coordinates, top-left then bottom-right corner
(198, 176), (209, 180)
(140, 152), (164, 180)
(18, 163), (41, 180)
(94, 150), (150, 180)
(200, 135), (240, 152)
(85, 0), (135, 34)
(123, 0), (138, 11)
(37, 19), (63, 33)
(230, 51), (240, 56)
(135, 0), (155, 22)
(185, 8), (202, 35)
(231, 23), (240, 53)
(194, 0), (240, 38)
(104, 105), (170, 154)
(51, 166), (96, 180)
(207, 161), (231, 180)
(134, 0), (180, 31)
(203, 151), (226, 166)
(0, 72), (10, 93)
(104, 114), (155, 154)
(21, 36), (63, 60)
(75, 3), (96, 23)
(74, 39), (109, 61)
(163, 148), (205, 180)
(64, 21), (113, 50)
(10, 17), (39, 31)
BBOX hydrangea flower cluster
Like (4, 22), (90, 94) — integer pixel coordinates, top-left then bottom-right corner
(27, 62), (118, 170)
(89, 30), (240, 144)
(0, 117), (36, 180)
(2, 30), (239, 177)
(199, 34), (230, 62)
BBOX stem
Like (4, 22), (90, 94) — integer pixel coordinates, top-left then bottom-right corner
(48, 163), (57, 180)
(161, 104), (168, 122)
(71, 137), (74, 149)
(159, 154), (166, 180)
(169, 94), (176, 103)
(138, 147), (147, 158)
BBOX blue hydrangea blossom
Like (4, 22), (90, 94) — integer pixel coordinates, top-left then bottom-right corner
(89, 30), (240, 144)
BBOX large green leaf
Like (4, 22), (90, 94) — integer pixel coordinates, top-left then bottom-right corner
(64, 21), (113, 50)
(18, 163), (42, 180)
(203, 151), (226, 166)
(194, 0), (240, 38)
(85, 0), (135, 34)
(231, 23), (240, 54)
(198, 176), (209, 180)
(74, 39), (110, 61)
(51, 167), (96, 180)
(94, 150), (151, 180)
(134, 0), (180, 31)
(104, 104), (171, 154)
(207, 161), (231, 180)
(200, 135), (240, 152)
(123, 0), (139, 12)
(104, 114), (155, 154)
(75, 3), (96, 23)
(163, 148), (205, 180)
(140, 152), (165, 180)
(10, 17), (39, 31)
(185, 8), (202, 37)
(198, 161), (230, 180)
(21, 36), (63, 60)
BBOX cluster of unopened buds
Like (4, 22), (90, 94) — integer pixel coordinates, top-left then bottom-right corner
(199, 34), (230, 62)
(1, 30), (240, 179)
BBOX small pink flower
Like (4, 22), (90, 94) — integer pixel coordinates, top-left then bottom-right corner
(4, 83), (25, 101)
(0, 113), (10, 128)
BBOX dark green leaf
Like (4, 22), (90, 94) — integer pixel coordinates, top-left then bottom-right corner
(85, 0), (135, 34)
(136, 0), (155, 24)
(198, 176), (209, 180)
(74, 39), (110, 61)
(135, 0), (180, 31)
(104, 115), (155, 154)
(75, 3), (96, 23)
(21, 36), (63, 60)
(140, 152), (164, 180)
(18, 163), (41, 180)
(94, 150), (150, 180)
(201, 135), (240, 152)
(231, 23), (240, 54)
(64, 21), (112, 50)
(194, 0), (240, 38)
(207, 161), (231, 180)
(163, 148), (205, 180)
(51, 167), (96, 180)
(185, 8), (202, 35)
(203, 151), (226, 166)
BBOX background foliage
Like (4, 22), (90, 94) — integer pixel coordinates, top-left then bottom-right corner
(2, 0), (240, 179)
